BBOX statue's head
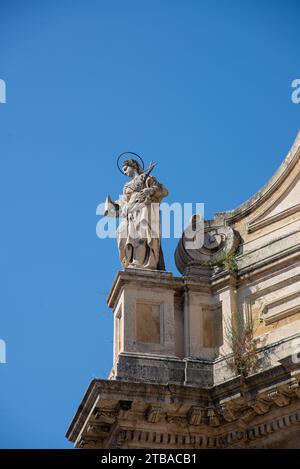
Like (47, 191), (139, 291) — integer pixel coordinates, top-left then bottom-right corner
(122, 159), (143, 177)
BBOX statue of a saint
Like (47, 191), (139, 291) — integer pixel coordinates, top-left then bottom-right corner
(104, 158), (168, 270)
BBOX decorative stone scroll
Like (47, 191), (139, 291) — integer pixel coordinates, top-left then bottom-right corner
(175, 217), (240, 275)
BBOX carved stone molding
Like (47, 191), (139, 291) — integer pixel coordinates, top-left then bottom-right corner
(187, 406), (205, 426)
(67, 366), (300, 449)
(146, 405), (162, 423)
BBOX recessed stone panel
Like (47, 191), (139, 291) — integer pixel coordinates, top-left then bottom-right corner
(202, 306), (223, 348)
(136, 303), (161, 344)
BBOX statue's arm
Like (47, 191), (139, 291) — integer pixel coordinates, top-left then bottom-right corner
(143, 176), (168, 201)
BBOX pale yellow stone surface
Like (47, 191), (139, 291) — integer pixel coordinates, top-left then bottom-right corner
(109, 132), (300, 375)
(136, 303), (161, 344)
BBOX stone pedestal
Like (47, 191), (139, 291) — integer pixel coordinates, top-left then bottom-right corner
(107, 268), (186, 384)
(107, 268), (236, 386)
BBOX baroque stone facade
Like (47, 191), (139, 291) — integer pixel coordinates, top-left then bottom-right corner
(67, 132), (300, 449)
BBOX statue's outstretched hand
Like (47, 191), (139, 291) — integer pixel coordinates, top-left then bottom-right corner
(104, 195), (119, 217)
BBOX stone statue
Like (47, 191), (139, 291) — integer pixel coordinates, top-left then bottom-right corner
(104, 158), (168, 270)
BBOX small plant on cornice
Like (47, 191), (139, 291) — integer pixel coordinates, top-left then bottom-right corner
(202, 251), (238, 272)
(225, 313), (258, 378)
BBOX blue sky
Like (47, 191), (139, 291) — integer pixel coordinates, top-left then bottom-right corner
(0, 0), (299, 448)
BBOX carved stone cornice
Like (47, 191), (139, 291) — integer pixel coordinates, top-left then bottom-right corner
(66, 360), (300, 449)
(175, 131), (300, 281)
(220, 132), (300, 223)
(107, 269), (183, 309)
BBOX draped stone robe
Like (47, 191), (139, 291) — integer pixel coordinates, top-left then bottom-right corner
(115, 173), (168, 270)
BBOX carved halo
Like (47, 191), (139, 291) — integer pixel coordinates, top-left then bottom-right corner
(117, 152), (145, 174)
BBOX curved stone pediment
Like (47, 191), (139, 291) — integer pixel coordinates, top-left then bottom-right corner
(175, 131), (300, 276)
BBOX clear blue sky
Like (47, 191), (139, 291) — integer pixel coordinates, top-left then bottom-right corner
(0, 0), (299, 448)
